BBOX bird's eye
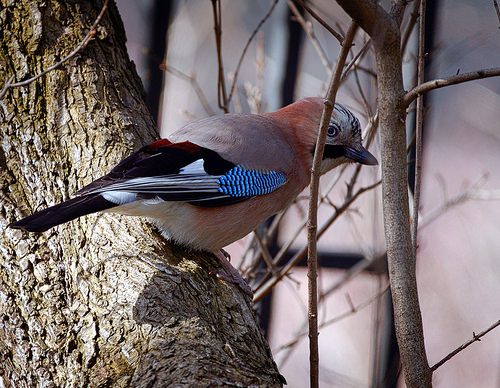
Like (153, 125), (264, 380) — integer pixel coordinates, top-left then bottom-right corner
(327, 125), (338, 137)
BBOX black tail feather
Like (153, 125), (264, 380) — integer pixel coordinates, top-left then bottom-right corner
(9, 195), (115, 232)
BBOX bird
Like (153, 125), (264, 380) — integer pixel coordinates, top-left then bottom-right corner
(9, 97), (377, 294)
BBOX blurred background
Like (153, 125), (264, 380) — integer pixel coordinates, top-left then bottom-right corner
(116, 1), (500, 386)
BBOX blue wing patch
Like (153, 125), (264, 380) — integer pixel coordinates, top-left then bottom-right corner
(218, 166), (287, 197)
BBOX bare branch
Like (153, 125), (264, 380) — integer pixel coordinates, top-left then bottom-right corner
(411, 0), (426, 258)
(274, 284), (390, 358)
(340, 40), (372, 82)
(253, 179), (380, 303)
(294, 0), (344, 43)
(353, 65), (372, 116)
(287, 0), (333, 73)
(419, 174), (497, 229)
(227, 0), (279, 104)
(0, 0), (109, 100)
(160, 65), (215, 116)
(210, 0), (228, 112)
(228, 74), (244, 114)
(253, 231), (280, 278)
(401, 0), (421, 55)
(431, 320), (500, 371)
(320, 255), (382, 303)
(0, 76), (14, 100)
(239, 208), (288, 277)
(306, 22), (358, 387)
(404, 67), (500, 107)
(469, 189), (500, 200)
(494, 0), (500, 28)
(323, 285), (390, 327)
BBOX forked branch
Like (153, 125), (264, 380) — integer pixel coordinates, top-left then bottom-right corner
(404, 67), (500, 106)
(431, 320), (500, 371)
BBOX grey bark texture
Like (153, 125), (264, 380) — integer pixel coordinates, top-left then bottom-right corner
(0, 0), (283, 386)
(335, 1), (433, 387)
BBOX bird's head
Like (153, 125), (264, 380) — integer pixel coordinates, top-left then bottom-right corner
(320, 104), (378, 174)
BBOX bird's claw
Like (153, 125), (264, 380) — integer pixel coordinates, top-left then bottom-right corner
(209, 269), (253, 297)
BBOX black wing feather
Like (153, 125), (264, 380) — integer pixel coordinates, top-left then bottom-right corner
(9, 195), (114, 232)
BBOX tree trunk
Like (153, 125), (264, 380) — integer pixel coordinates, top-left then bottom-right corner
(0, 1), (283, 386)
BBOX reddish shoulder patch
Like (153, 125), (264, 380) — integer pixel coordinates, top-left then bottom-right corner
(146, 139), (172, 152)
(169, 141), (202, 154)
(144, 139), (202, 156)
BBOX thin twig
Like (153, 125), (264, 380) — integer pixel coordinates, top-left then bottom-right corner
(494, 0), (500, 28)
(419, 174), (493, 229)
(161, 64), (215, 116)
(430, 320), (500, 371)
(469, 189), (500, 200)
(275, 177), (498, 367)
(0, 76), (15, 100)
(253, 231), (280, 278)
(228, 74), (244, 114)
(321, 257), (377, 302)
(0, 0), (109, 100)
(354, 64), (377, 78)
(294, 0), (344, 44)
(240, 208), (288, 277)
(306, 22), (358, 387)
(255, 33), (266, 113)
(353, 65), (372, 116)
(323, 285), (390, 327)
(411, 0), (426, 258)
(275, 176), (499, 366)
(211, 0), (228, 112)
(404, 67), (500, 107)
(227, 0), (279, 104)
(341, 40), (372, 82)
(253, 179), (381, 303)
(401, 0), (421, 56)
(287, 0), (332, 74)
(274, 285), (390, 357)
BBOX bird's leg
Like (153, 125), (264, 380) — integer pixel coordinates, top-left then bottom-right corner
(209, 250), (252, 297)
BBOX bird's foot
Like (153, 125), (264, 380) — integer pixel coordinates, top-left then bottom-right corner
(210, 250), (253, 297)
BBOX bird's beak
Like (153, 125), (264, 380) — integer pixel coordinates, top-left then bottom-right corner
(343, 146), (378, 165)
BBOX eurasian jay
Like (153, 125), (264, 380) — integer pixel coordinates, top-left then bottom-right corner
(10, 97), (377, 293)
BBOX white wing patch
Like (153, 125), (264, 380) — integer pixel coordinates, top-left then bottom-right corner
(102, 191), (138, 205)
(179, 159), (205, 174)
(98, 175), (220, 193)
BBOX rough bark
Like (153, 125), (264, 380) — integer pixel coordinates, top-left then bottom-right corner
(335, 1), (432, 387)
(0, 1), (283, 386)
